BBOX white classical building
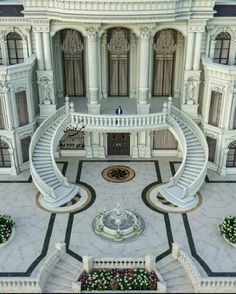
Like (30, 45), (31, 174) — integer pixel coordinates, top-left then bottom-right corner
(0, 0), (236, 209)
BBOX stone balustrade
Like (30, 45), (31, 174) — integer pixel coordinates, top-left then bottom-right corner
(172, 243), (236, 293)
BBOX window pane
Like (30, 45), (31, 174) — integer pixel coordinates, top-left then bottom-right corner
(207, 137), (216, 162)
(15, 91), (29, 126)
(21, 137), (31, 162)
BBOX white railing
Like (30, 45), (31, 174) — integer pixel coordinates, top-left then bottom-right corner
(37, 243), (66, 290)
(23, 0), (215, 14)
(0, 279), (41, 293)
(172, 243), (236, 293)
(29, 106), (66, 198)
(70, 111), (167, 132)
(170, 105), (208, 197)
(51, 113), (71, 188)
(166, 114), (187, 188)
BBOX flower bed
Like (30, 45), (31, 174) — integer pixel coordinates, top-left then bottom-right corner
(79, 268), (158, 291)
(0, 214), (15, 244)
(218, 216), (236, 246)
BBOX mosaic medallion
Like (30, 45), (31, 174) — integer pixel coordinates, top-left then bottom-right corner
(102, 165), (135, 183)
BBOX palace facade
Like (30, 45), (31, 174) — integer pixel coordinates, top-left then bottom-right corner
(0, 1), (235, 200)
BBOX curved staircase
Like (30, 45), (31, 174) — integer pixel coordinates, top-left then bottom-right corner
(158, 104), (208, 209)
(29, 99), (208, 210)
(29, 106), (79, 209)
(157, 255), (194, 293)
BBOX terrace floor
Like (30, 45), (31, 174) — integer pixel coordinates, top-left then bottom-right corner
(0, 156), (235, 280)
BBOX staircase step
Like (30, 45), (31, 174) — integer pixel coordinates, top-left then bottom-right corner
(181, 173), (195, 181)
(52, 183), (61, 189)
(41, 174), (57, 181)
(46, 178), (59, 186)
(54, 267), (77, 280)
(38, 170), (54, 177)
(44, 282), (72, 293)
(184, 166), (202, 172)
(46, 275), (73, 288)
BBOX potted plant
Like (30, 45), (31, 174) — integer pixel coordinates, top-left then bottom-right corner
(0, 213), (15, 247)
(218, 216), (236, 247)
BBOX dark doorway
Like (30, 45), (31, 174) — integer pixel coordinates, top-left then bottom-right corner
(108, 133), (130, 155)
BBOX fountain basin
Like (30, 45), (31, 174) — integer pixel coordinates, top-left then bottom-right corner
(92, 203), (145, 242)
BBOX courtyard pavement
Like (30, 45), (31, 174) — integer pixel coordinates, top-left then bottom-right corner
(0, 157), (236, 279)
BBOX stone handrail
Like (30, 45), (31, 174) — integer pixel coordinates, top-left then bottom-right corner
(172, 243), (236, 293)
(92, 257), (146, 269)
(170, 105), (208, 197)
(23, 0), (214, 15)
(70, 111), (167, 132)
(29, 106), (66, 198)
(166, 114), (187, 187)
(37, 243), (66, 290)
(51, 113), (71, 188)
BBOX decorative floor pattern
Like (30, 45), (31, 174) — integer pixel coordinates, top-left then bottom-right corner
(102, 165), (135, 183)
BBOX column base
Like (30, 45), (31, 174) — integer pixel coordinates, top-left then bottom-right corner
(39, 103), (57, 120)
(181, 103), (199, 119)
(137, 103), (150, 115)
(87, 103), (100, 114)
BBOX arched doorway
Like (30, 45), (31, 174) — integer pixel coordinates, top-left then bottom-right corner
(107, 28), (130, 96)
(152, 29), (178, 97)
(0, 139), (11, 167)
(54, 29), (86, 97)
(226, 140), (236, 167)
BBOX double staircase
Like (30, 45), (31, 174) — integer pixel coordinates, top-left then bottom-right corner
(29, 101), (208, 210)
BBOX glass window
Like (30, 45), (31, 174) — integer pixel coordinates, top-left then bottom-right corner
(206, 136), (217, 163)
(226, 141), (236, 167)
(208, 91), (222, 127)
(213, 32), (231, 65)
(15, 90), (29, 126)
(21, 137), (31, 163)
(0, 139), (11, 167)
(7, 32), (24, 65)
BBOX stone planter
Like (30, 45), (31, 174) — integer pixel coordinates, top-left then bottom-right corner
(223, 234), (236, 248)
(0, 227), (15, 248)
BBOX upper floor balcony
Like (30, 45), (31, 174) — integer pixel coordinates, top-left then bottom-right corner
(23, 0), (215, 22)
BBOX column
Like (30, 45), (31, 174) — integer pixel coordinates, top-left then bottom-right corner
(0, 34), (8, 65)
(86, 132), (93, 158)
(174, 32), (184, 98)
(132, 132), (138, 158)
(86, 27), (100, 114)
(101, 33), (107, 99)
(185, 32), (194, 71)
(209, 37), (216, 59)
(1, 87), (13, 130)
(229, 39), (236, 66)
(35, 32), (44, 70)
(219, 148), (229, 175)
(42, 32), (52, 70)
(193, 32), (202, 70)
(137, 27), (150, 114)
(130, 33), (137, 98)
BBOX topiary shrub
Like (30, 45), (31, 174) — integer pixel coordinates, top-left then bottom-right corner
(0, 214), (15, 244)
(218, 216), (236, 244)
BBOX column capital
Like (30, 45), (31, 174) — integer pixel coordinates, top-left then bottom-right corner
(139, 27), (151, 40)
(188, 20), (206, 33)
(32, 19), (50, 33)
(85, 27), (98, 40)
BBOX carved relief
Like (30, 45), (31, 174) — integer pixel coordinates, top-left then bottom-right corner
(85, 27), (98, 39)
(153, 30), (176, 56)
(61, 30), (84, 54)
(185, 78), (198, 104)
(38, 76), (53, 104)
(107, 28), (129, 55)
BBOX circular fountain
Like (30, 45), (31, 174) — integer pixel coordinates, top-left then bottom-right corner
(92, 203), (145, 242)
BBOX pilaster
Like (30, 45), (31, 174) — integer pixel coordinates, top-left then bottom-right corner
(33, 20), (56, 118)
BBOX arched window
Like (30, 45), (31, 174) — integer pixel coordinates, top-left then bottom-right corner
(226, 140), (236, 167)
(152, 29), (177, 96)
(7, 32), (24, 65)
(213, 32), (231, 65)
(0, 139), (11, 167)
(107, 28), (130, 96)
(61, 29), (85, 96)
